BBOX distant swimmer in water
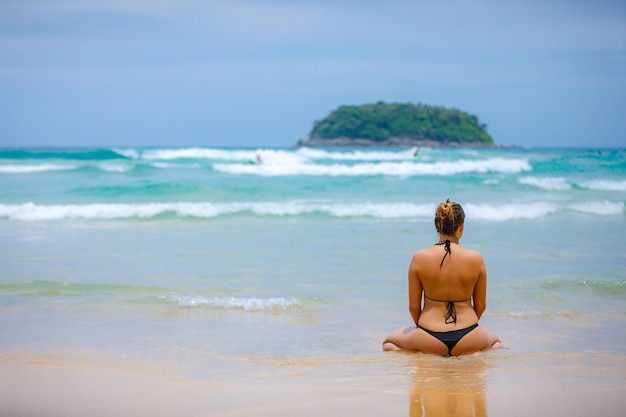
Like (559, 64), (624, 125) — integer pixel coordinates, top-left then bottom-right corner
(254, 153), (263, 164)
(414, 148), (420, 158)
(383, 199), (502, 356)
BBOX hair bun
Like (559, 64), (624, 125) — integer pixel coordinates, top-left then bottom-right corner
(434, 199), (465, 235)
(440, 200), (452, 217)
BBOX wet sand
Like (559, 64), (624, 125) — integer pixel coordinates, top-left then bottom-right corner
(1, 350), (624, 417)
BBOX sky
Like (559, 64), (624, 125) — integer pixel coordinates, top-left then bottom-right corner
(0, 0), (625, 148)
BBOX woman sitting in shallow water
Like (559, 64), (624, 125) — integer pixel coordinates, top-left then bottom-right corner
(383, 200), (502, 356)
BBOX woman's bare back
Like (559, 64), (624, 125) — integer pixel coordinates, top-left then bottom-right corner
(383, 199), (501, 355)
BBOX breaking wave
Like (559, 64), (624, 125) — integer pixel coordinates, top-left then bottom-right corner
(213, 158), (532, 177)
(159, 292), (303, 312)
(1, 200), (622, 221)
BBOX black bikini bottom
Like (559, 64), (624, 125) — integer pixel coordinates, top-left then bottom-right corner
(418, 323), (479, 356)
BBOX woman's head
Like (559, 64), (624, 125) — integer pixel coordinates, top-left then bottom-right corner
(434, 199), (465, 236)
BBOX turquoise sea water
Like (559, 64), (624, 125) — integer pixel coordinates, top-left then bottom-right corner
(0, 146), (625, 383)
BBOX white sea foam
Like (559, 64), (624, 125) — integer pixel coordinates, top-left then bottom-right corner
(0, 164), (77, 173)
(569, 201), (624, 216)
(159, 292), (302, 311)
(505, 310), (580, 319)
(213, 158), (531, 177)
(0, 202), (278, 221)
(149, 162), (202, 169)
(140, 148), (308, 166)
(0, 201), (588, 221)
(580, 179), (626, 191)
(98, 163), (133, 173)
(295, 147), (418, 161)
(322, 202), (433, 218)
(518, 176), (572, 191)
(465, 202), (559, 221)
(141, 147), (250, 161)
(112, 148), (140, 160)
(138, 147), (420, 163)
(0, 202), (177, 221)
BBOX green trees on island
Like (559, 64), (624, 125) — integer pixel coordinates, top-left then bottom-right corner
(302, 102), (494, 146)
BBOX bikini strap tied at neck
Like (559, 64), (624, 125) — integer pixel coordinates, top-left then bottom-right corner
(435, 239), (453, 268)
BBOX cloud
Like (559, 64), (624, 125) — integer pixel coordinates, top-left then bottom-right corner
(3, 0), (625, 69)
(0, 0), (625, 147)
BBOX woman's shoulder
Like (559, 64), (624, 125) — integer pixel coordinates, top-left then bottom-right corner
(458, 245), (485, 265)
(459, 244), (482, 255)
(411, 246), (438, 259)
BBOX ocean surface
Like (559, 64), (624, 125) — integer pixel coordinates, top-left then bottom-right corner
(1, 146), (625, 387)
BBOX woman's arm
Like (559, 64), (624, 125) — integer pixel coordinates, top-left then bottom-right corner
(472, 254), (487, 320)
(408, 254), (422, 326)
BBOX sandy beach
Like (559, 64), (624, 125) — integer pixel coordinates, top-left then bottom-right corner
(1, 347), (624, 417)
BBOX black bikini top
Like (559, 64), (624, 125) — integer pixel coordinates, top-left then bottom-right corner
(424, 295), (471, 324)
(427, 239), (470, 324)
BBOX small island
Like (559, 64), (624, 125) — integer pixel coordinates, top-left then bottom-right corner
(297, 102), (494, 147)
